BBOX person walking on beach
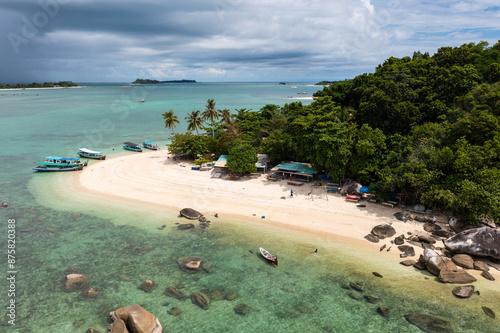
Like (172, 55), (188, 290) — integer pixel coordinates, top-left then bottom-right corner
(291, 189), (293, 198)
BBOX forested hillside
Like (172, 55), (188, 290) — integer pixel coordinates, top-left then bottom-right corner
(169, 41), (500, 224)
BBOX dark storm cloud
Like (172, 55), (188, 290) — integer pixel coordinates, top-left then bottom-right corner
(1, 0), (499, 83)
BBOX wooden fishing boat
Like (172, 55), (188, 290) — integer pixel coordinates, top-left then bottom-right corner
(259, 247), (278, 265)
(123, 142), (142, 152)
(142, 140), (159, 150)
(78, 148), (106, 160)
(33, 156), (87, 172)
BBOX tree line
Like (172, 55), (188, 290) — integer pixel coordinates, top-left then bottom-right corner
(165, 41), (500, 224)
(0, 81), (78, 89)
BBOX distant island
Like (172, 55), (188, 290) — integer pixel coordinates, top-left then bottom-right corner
(132, 79), (196, 84)
(314, 80), (339, 85)
(0, 81), (78, 89)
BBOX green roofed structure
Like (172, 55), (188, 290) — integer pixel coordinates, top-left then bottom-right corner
(271, 161), (318, 182)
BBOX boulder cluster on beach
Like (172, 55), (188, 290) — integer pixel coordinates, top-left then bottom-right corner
(176, 207), (213, 229)
(364, 210), (499, 330)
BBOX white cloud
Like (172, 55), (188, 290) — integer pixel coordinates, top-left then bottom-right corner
(0, 0), (499, 83)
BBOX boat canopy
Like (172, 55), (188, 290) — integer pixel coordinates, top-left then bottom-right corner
(143, 140), (156, 145)
(46, 156), (80, 161)
(79, 148), (102, 154)
(124, 142), (140, 146)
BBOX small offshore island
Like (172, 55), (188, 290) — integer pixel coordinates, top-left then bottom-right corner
(132, 78), (196, 84)
(0, 81), (78, 89)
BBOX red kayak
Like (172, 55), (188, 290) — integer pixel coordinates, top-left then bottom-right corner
(259, 247), (278, 265)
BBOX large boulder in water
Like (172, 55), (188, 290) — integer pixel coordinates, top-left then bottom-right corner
(109, 305), (162, 333)
(405, 313), (454, 333)
(180, 208), (203, 220)
(444, 227), (500, 259)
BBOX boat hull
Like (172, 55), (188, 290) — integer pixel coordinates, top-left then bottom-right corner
(33, 165), (84, 172)
(259, 247), (278, 265)
(142, 144), (159, 150)
(78, 152), (106, 160)
(123, 146), (142, 152)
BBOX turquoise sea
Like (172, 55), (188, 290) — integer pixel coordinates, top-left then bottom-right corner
(0, 83), (499, 333)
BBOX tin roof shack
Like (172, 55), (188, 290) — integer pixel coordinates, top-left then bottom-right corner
(271, 161), (318, 182)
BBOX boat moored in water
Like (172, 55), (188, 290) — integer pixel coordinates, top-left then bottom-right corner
(78, 148), (106, 160)
(259, 247), (278, 265)
(123, 142), (143, 152)
(143, 140), (159, 150)
(33, 156), (88, 172)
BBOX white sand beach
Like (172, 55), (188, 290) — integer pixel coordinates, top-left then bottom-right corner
(74, 149), (499, 281)
(75, 151), (488, 263)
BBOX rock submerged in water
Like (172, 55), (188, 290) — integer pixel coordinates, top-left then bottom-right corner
(64, 273), (89, 291)
(165, 286), (187, 300)
(405, 313), (454, 333)
(179, 208), (203, 220)
(191, 292), (211, 310)
(452, 285), (474, 298)
(139, 280), (156, 292)
(377, 306), (390, 317)
(177, 256), (204, 273)
(444, 227), (500, 259)
(177, 223), (195, 230)
(234, 303), (249, 315)
(482, 306), (496, 319)
(81, 287), (100, 299)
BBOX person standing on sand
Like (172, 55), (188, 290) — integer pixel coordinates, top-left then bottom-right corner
(291, 189), (293, 197)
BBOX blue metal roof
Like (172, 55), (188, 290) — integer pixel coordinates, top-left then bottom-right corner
(46, 156), (80, 161)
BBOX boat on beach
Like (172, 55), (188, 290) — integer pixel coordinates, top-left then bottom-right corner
(142, 140), (159, 150)
(33, 156), (88, 172)
(123, 142), (143, 152)
(78, 148), (106, 160)
(259, 247), (278, 265)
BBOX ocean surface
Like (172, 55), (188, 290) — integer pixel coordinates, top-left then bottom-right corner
(0, 83), (498, 333)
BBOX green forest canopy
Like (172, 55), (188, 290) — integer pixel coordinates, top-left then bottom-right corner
(168, 41), (500, 224)
(0, 81), (78, 89)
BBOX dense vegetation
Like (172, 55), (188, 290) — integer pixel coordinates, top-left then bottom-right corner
(168, 41), (500, 224)
(0, 81), (78, 89)
(132, 78), (196, 84)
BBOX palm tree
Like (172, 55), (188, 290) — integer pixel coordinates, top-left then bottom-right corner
(186, 110), (203, 134)
(162, 109), (179, 134)
(220, 108), (233, 127)
(202, 98), (220, 138)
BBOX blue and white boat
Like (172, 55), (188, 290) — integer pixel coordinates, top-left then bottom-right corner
(123, 142), (142, 152)
(33, 156), (88, 172)
(78, 148), (106, 160)
(143, 140), (159, 150)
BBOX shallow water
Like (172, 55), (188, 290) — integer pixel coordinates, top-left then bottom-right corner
(1, 83), (499, 332)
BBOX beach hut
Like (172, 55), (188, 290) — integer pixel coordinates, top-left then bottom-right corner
(256, 154), (270, 173)
(214, 154), (228, 171)
(270, 161), (318, 183)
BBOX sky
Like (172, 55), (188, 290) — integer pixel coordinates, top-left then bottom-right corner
(0, 0), (499, 83)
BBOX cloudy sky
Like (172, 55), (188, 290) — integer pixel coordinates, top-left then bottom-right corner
(1, 0), (499, 83)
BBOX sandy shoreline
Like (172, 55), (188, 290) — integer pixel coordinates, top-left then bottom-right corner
(75, 149), (499, 280)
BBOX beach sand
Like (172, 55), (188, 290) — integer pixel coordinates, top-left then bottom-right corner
(75, 149), (499, 280)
